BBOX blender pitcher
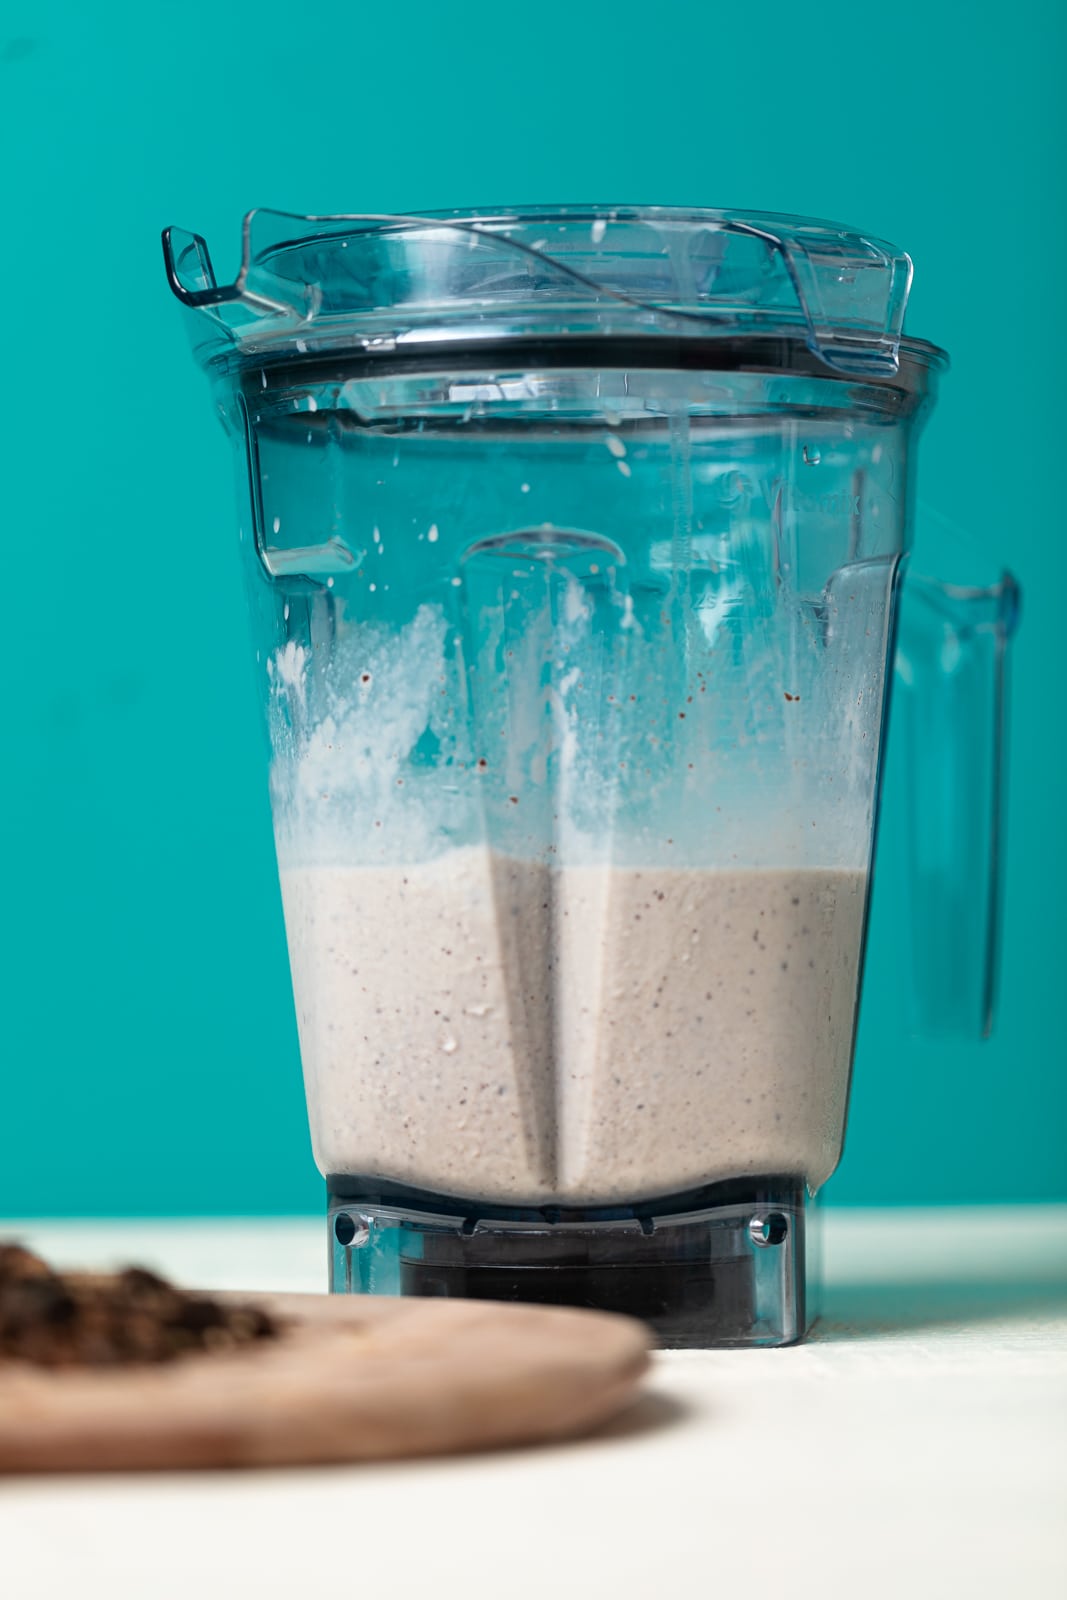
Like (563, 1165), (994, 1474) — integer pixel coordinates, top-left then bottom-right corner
(162, 207), (1018, 1347)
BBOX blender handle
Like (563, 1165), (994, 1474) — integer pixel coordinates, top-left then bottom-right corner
(890, 567), (1021, 1038)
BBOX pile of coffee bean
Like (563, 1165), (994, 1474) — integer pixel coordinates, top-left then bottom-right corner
(0, 1243), (278, 1368)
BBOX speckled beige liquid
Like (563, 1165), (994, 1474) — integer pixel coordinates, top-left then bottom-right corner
(280, 849), (866, 1205)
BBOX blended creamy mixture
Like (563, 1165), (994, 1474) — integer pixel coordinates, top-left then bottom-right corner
(281, 850), (866, 1205)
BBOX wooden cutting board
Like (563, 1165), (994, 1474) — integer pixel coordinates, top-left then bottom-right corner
(0, 1292), (651, 1473)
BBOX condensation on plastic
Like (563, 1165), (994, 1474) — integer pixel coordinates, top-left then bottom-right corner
(163, 206), (1017, 1058)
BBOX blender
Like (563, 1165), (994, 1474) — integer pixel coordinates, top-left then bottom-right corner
(163, 207), (1018, 1346)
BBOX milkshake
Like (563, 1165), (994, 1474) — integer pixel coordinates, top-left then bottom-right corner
(281, 851), (866, 1205)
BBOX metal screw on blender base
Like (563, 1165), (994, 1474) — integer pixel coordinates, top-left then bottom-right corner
(749, 1212), (789, 1247)
(334, 1213), (370, 1248)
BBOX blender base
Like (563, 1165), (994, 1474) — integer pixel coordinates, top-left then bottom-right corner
(327, 1177), (812, 1348)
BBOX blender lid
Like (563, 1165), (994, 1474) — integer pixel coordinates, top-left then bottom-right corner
(162, 204), (936, 380)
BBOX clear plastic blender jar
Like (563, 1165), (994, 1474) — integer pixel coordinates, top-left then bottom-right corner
(163, 207), (1017, 1345)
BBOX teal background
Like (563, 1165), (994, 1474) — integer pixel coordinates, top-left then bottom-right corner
(2, 0), (1063, 1216)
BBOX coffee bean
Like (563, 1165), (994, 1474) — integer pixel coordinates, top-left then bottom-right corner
(0, 1241), (278, 1369)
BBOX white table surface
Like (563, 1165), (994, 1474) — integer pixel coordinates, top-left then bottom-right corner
(1, 1207), (1064, 1600)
